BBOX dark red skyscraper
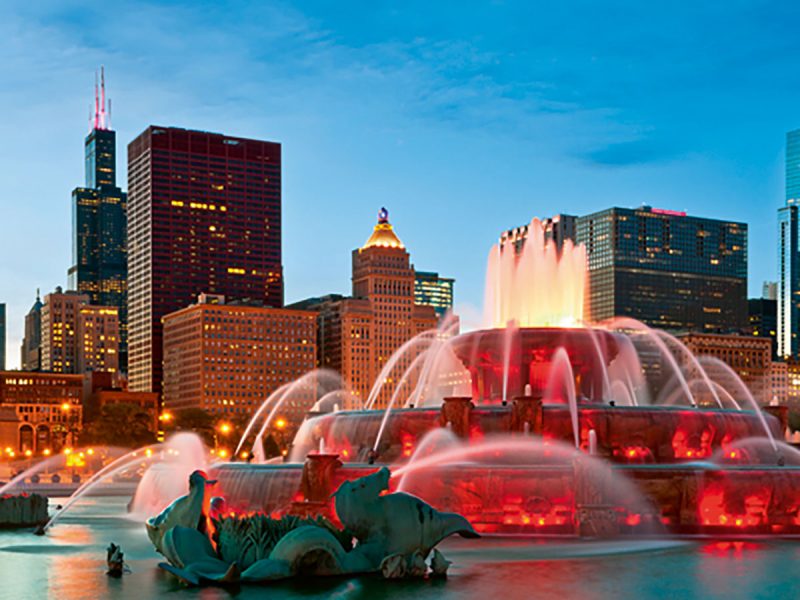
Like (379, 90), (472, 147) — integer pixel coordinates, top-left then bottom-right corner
(127, 126), (282, 394)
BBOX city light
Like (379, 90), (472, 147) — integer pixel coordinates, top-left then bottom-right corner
(61, 402), (71, 411)
(218, 422), (232, 435)
(159, 411), (173, 422)
(218, 449), (229, 459)
(274, 418), (287, 430)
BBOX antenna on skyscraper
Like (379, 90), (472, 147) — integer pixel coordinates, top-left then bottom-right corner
(108, 98), (112, 130)
(94, 69), (100, 130)
(100, 65), (107, 130)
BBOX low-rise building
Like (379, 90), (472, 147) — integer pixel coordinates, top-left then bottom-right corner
(676, 332), (786, 406)
(0, 371), (83, 454)
(83, 371), (159, 434)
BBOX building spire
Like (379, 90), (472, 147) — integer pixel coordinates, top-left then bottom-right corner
(92, 66), (110, 131)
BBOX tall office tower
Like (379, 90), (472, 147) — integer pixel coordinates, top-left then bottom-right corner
(162, 294), (317, 429)
(293, 209), (438, 409)
(749, 297), (778, 359)
(127, 127), (283, 394)
(778, 129), (800, 358)
(68, 68), (128, 371)
(0, 303), (5, 370)
(40, 287), (119, 374)
(501, 215), (578, 255)
(576, 206), (747, 331)
(414, 271), (455, 319)
(21, 290), (43, 371)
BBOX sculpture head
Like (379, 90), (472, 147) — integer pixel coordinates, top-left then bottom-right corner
(189, 470), (217, 490)
(332, 467), (390, 534)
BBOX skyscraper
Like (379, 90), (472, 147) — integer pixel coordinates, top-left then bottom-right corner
(292, 209), (438, 408)
(127, 127), (283, 394)
(414, 271), (455, 319)
(778, 130), (800, 358)
(68, 68), (128, 370)
(576, 206), (747, 331)
(0, 303), (5, 371)
(21, 290), (42, 371)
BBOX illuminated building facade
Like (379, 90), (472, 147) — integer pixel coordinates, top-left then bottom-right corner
(40, 287), (119, 375)
(162, 294), (315, 426)
(21, 291), (43, 371)
(576, 206), (747, 331)
(749, 297), (778, 359)
(0, 303), (5, 371)
(676, 332), (786, 405)
(414, 271), (455, 319)
(0, 371), (83, 453)
(68, 69), (128, 370)
(127, 127), (283, 395)
(294, 209), (438, 408)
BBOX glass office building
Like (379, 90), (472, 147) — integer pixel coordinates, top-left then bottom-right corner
(414, 271), (455, 319)
(68, 77), (128, 370)
(576, 206), (747, 331)
(778, 130), (800, 358)
(127, 127), (283, 394)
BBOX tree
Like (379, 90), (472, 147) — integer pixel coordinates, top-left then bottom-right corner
(172, 408), (216, 446)
(82, 403), (157, 448)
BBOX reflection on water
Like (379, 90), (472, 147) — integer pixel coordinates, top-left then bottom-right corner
(1, 497), (799, 599)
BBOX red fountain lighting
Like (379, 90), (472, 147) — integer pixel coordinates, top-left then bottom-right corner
(615, 446), (653, 463)
(699, 486), (771, 528)
(400, 431), (415, 458)
(672, 428), (713, 460)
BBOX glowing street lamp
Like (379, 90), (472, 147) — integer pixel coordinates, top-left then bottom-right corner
(61, 402), (71, 411)
(274, 418), (287, 430)
(218, 422), (232, 435)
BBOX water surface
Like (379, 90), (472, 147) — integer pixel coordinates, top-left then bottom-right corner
(1, 496), (798, 600)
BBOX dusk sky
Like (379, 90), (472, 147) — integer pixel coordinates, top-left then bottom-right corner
(1, 1), (798, 368)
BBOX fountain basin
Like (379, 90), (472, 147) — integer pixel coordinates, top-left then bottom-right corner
(209, 460), (800, 538)
(293, 404), (782, 465)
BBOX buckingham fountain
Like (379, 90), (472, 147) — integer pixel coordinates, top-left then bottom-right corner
(14, 217), (800, 591)
(131, 217), (800, 550)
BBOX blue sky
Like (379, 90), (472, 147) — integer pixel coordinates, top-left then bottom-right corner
(0, 0), (797, 368)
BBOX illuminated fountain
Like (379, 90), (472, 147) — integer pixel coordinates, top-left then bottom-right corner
(160, 218), (798, 538)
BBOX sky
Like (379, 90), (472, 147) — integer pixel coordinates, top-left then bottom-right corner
(0, 0), (798, 368)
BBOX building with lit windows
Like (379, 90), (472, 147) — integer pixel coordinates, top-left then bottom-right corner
(0, 303), (5, 371)
(40, 287), (119, 375)
(162, 294), (316, 426)
(749, 297), (778, 359)
(127, 127), (283, 395)
(0, 371), (83, 454)
(21, 290), (43, 371)
(414, 271), (455, 319)
(576, 206), (747, 331)
(68, 69), (128, 370)
(293, 209), (439, 409)
(676, 332), (786, 406)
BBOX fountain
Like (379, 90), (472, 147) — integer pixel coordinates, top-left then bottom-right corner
(149, 217), (800, 547)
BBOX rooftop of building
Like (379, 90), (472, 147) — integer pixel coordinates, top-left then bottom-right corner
(360, 207), (405, 251)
